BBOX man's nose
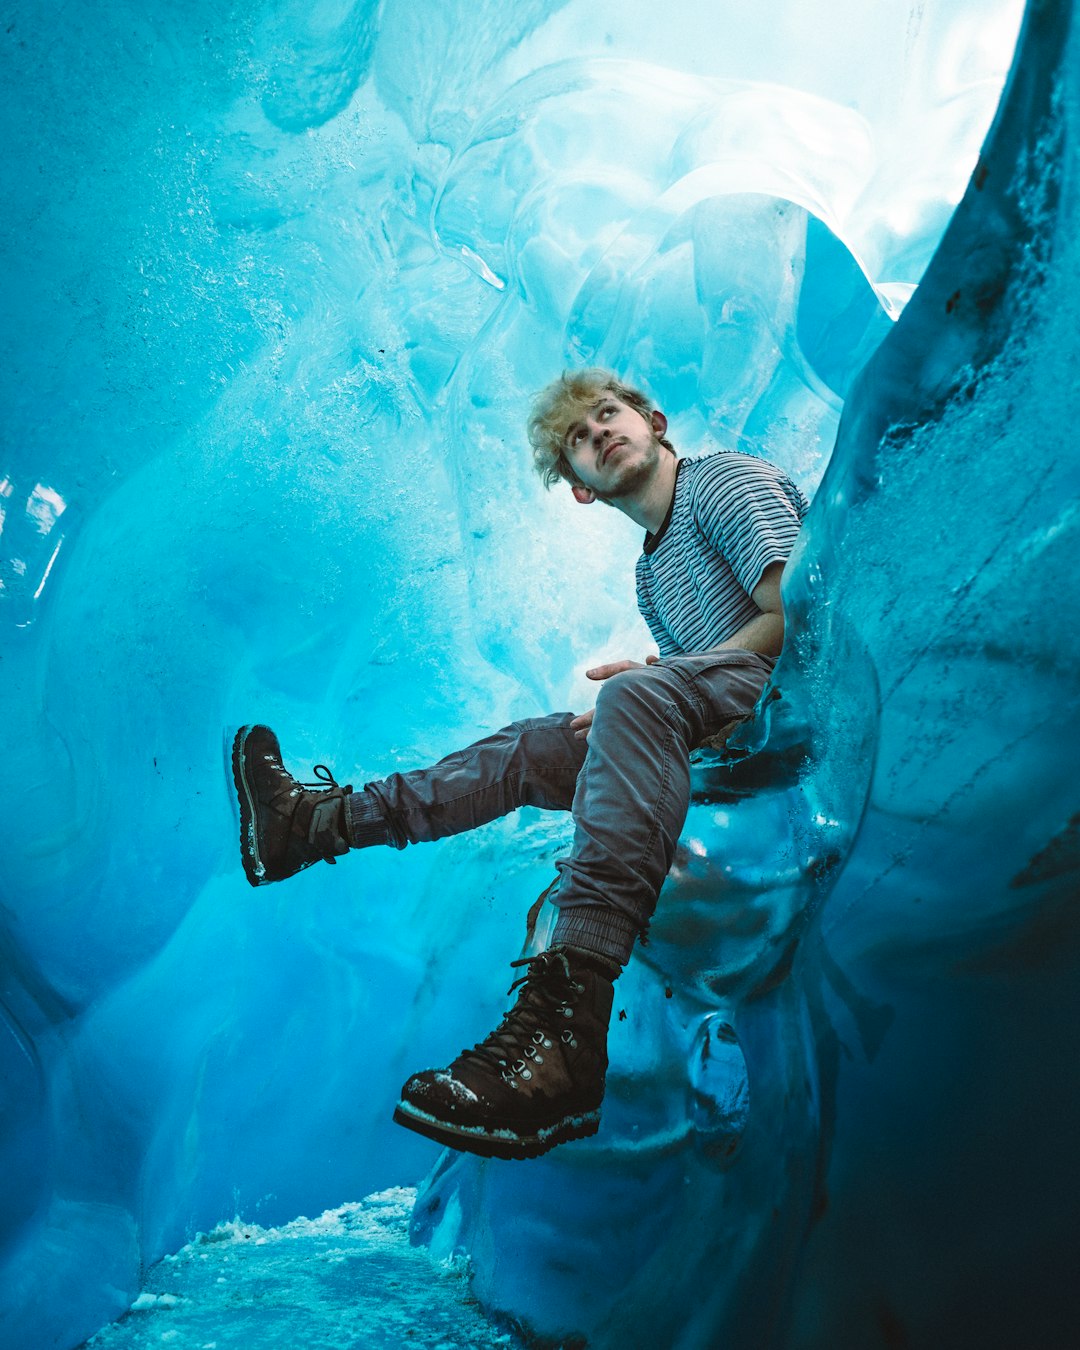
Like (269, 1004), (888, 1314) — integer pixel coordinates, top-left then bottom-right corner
(591, 422), (610, 446)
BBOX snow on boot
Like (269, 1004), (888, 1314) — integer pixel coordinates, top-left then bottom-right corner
(394, 946), (618, 1160)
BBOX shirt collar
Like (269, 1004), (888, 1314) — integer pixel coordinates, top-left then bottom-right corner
(642, 458), (685, 555)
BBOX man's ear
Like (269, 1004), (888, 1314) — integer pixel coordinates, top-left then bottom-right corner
(571, 485), (597, 505)
(651, 409), (668, 438)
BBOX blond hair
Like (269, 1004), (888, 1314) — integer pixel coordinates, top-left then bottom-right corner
(527, 368), (671, 489)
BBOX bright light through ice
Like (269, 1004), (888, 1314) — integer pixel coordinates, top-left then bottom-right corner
(26, 483), (67, 536)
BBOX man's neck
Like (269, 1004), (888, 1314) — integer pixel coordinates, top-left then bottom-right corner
(612, 450), (680, 533)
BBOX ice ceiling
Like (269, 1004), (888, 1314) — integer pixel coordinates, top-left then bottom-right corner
(4, 1), (1079, 1348)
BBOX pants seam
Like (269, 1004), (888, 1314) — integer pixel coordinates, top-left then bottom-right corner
(634, 717), (680, 877)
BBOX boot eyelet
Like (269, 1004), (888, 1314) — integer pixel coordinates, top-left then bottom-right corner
(563, 1008), (574, 1018)
(543, 1038), (552, 1049)
(525, 1046), (538, 1060)
(532, 1031), (545, 1044)
(512, 1059), (527, 1073)
(521, 1068), (533, 1080)
(561, 1030), (577, 1048)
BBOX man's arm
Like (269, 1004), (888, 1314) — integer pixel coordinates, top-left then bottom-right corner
(708, 560), (786, 659)
(570, 562), (788, 740)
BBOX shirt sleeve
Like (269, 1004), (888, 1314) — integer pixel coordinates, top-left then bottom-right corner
(691, 453), (807, 598)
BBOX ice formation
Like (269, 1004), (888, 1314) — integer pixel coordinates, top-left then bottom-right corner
(83, 1190), (523, 1350)
(3, 0), (1077, 1347)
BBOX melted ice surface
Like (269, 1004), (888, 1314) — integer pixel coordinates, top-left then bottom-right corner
(84, 1191), (521, 1350)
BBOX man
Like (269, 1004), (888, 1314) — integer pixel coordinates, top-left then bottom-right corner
(232, 368), (807, 1161)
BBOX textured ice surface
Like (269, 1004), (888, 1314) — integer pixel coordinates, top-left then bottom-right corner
(83, 1190), (521, 1350)
(6, 0), (1077, 1348)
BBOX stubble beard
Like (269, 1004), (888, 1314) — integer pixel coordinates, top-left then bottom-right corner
(593, 437), (662, 503)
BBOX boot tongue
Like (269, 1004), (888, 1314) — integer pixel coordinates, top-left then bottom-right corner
(295, 792), (349, 853)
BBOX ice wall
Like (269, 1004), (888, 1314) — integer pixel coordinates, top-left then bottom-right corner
(0, 1), (1057, 1347)
(414, 4), (1080, 1348)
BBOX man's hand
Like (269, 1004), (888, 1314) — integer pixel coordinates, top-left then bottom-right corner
(570, 655), (661, 740)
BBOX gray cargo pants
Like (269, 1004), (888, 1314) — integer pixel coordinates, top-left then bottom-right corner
(364, 650), (775, 965)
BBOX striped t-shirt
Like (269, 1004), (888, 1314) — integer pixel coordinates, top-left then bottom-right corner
(635, 451), (808, 657)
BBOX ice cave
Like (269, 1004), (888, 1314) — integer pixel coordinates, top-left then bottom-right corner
(2, 0), (1079, 1346)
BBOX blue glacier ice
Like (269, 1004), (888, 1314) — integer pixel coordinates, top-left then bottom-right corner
(3, 0), (1078, 1346)
(81, 1191), (526, 1350)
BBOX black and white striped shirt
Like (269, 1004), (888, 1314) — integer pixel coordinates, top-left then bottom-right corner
(635, 451), (808, 658)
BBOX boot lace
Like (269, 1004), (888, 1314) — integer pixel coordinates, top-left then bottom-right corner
(268, 763), (351, 810)
(460, 950), (585, 1084)
(304, 764), (352, 793)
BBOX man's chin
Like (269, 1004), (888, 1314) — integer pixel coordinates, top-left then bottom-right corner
(596, 463), (651, 503)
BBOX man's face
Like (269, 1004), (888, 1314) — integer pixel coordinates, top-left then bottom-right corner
(561, 392), (668, 503)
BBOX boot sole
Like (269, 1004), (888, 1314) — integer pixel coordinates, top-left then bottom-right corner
(232, 725), (268, 887)
(392, 1100), (600, 1160)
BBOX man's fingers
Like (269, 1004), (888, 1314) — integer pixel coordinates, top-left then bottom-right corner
(575, 656), (661, 736)
(571, 708), (594, 740)
(585, 656), (661, 679)
(586, 659), (639, 680)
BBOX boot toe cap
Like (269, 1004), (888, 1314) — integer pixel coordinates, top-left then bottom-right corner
(401, 1069), (482, 1116)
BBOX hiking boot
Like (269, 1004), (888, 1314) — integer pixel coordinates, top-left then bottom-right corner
(232, 724), (352, 886)
(393, 946), (618, 1160)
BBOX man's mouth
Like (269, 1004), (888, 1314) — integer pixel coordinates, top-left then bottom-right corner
(601, 439), (625, 466)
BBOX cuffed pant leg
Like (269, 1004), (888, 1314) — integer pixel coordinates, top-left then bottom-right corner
(552, 652), (774, 964)
(365, 713), (587, 847)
